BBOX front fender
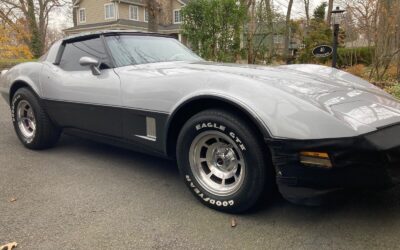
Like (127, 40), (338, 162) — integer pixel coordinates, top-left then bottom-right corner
(0, 62), (43, 104)
(171, 87), (361, 140)
(169, 92), (273, 138)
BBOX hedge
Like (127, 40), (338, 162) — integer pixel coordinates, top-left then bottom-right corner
(337, 47), (374, 68)
(385, 83), (400, 100)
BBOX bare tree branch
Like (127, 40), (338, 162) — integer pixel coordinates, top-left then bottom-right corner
(0, 0), (67, 57)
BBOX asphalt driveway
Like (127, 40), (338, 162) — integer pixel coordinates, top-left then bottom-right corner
(0, 99), (400, 250)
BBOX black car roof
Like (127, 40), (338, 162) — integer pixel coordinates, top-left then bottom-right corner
(63, 30), (170, 43)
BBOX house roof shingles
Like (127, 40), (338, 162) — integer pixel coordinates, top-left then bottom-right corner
(74, 0), (188, 5)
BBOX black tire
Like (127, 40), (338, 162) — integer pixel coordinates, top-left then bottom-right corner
(11, 88), (61, 149)
(177, 109), (271, 213)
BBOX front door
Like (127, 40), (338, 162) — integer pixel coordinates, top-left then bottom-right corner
(41, 36), (123, 137)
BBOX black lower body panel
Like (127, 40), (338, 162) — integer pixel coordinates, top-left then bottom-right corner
(267, 124), (400, 205)
(42, 99), (170, 156)
(63, 128), (169, 159)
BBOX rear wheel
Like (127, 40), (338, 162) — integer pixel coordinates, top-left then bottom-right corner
(11, 88), (60, 149)
(177, 109), (271, 213)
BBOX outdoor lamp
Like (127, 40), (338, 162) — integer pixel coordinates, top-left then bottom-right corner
(331, 6), (345, 68)
(331, 6), (345, 25)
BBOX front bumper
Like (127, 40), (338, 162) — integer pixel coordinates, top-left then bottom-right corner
(267, 124), (400, 205)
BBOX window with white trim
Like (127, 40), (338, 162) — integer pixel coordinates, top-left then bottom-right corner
(79, 8), (86, 23)
(173, 9), (182, 23)
(129, 5), (139, 21)
(104, 3), (115, 20)
(144, 8), (149, 22)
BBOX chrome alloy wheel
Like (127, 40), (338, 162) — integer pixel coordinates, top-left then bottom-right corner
(189, 131), (246, 196)
(16, 100), (36, 142)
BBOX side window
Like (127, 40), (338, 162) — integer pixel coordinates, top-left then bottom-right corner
(59, 37), (110, 71)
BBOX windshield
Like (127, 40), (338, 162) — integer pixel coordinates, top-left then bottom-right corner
(106, 35), (203, 67)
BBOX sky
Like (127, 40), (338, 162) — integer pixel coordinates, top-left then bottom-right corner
(49, 0), (331, 30)
(48, 5), (73, 31)
(274, 0), (331, 19)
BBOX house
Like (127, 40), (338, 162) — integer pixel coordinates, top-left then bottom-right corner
(64, 0), (188, 43)
(242, 21), (302, 62)
(345, 34), (374, 48)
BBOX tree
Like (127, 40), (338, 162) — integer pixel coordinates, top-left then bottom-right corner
(370, 0), (400, 81)
(246, 0), (256, 63)
(0, 22), (32, 59)
(342, 0), (378, 47)
(313, 2), (328, 21)
(327, 0), (334, 26)
(241, 0), (279, 64)
(181, 0), (246, 62)
(283, 0), (294, 63)
(397, 6), (400, 81)
(340, 0), (399, 81)
(298, 3), (332, 64)
(254, 0), (279, 63)
(265, 0), (275, 60)
(303, 0), (310, 27)
(0, 0), (68, 58)
(147, 0), (160, 32)
(45, 26), (64, 50)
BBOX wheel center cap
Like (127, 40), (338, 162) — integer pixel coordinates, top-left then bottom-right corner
(214, 147), (236, 172)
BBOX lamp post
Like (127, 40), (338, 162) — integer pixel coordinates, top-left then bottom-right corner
(331, 6), (345, 68)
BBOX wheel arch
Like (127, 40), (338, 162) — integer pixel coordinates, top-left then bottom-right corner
(9, 79), (40, 104)
(165, 95), (271, 158)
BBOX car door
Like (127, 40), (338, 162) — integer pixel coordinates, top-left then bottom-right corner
(41, 36), (123, 137)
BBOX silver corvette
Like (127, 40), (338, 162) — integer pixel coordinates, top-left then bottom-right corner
(1, 31), (400, 212)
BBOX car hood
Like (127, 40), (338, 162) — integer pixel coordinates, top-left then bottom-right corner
(184, 62), (400, 130)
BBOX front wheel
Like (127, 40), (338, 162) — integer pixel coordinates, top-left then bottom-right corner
(177, 109), (271, 213)
(11, 88), (61, 149)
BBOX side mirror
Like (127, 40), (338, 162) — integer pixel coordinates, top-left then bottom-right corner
(79, 56), (101, 75)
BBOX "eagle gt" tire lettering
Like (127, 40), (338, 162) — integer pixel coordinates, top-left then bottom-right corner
(195, 122), (226, 132)
(195, 122), (246, 151)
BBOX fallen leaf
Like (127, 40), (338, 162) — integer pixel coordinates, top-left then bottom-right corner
(231, 218), (237, 228)
(9, 198), (17, 203)
(0, 242), (17, 250)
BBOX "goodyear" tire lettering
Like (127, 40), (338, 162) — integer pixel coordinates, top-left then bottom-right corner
(185, 175), (234, 207)
(11, 95), (21, 122)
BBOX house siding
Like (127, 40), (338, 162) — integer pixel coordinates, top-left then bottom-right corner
(77, 0), (116, 25)
(68, 0), (186, 38)
(119, 3), (146, 22)
(172, 0), (182, 10)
